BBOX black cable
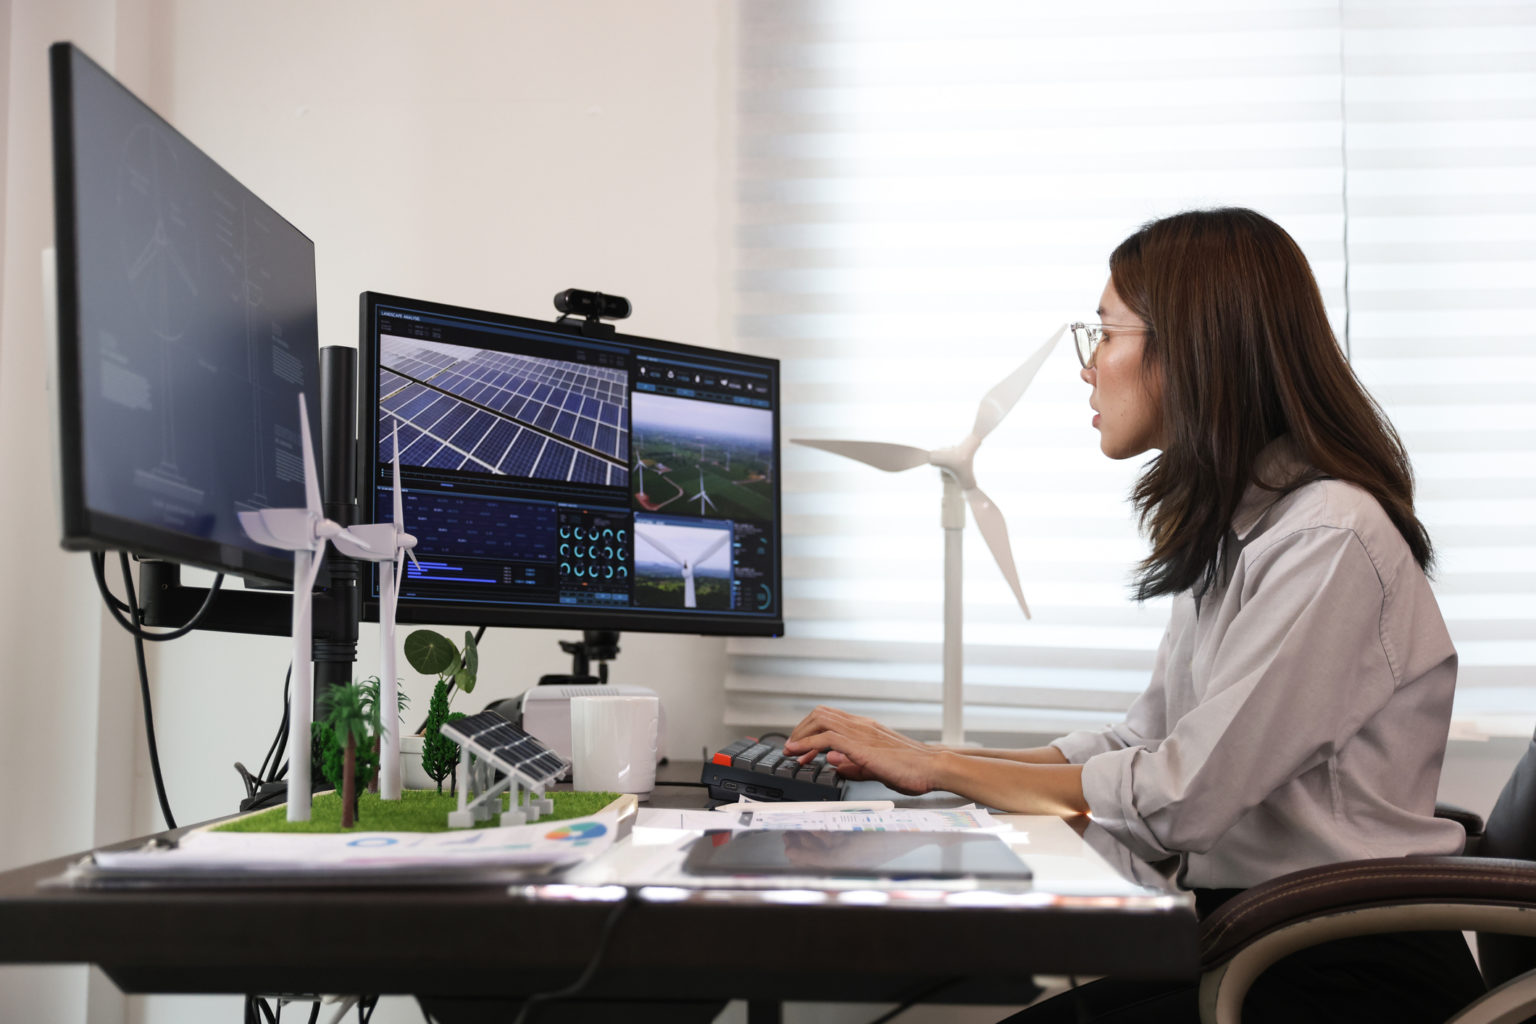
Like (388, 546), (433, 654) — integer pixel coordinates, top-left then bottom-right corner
(120, 554), (177, 831)
(257, 663), (294, 784)
(862, 977), (963, 1024)
(92, 550), (225, 641)
(307, 1001), (321, 1024)
(510, 894), (631, 1024)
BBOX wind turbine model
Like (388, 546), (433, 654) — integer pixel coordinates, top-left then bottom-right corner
(237, 399), (371, 821)
(687, 468), (716, 516)
(637, 526), (731, 609)
(331, 424), (419, 800)
(791, 324), (1066, 746)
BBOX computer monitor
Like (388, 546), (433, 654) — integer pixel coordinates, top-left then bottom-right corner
(49, 42), (320, 584)
(358, 292), (783, 637)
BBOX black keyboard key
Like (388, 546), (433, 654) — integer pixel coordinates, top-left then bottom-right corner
(733, 742), (772, 770)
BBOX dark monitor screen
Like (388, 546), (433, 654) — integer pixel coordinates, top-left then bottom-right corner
(49, 42), (319, 583)
(358, 292), (783, 636)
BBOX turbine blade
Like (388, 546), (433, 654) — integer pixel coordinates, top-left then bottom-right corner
(792, 438), (930, 472)
(392, 423), (406, 530)
(389, 549), (405, 622)
(333, 525), (373, 553)
(299, 400), (323, 516)
(299, 542), (327, 600)
(697, 530), (731, 564)
(970, 323), (1067, 442)
(636, 528), (685, 568)
(963, 485), (1031, 620)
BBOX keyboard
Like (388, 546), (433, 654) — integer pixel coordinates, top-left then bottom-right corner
(701, 738), (846, 803)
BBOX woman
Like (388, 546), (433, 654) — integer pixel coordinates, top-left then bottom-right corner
(784, 208), (1485, 1021)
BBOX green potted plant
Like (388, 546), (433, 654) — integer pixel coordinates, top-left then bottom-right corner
(399, 629), (478, 792)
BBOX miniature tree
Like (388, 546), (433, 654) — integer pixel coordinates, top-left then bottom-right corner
(420, 679), (457, 793)
(323, 682), (371, 828)
(358, 676), (408, 794)
(405, 629), (478, 791)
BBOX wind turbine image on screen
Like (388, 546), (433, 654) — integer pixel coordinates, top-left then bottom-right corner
(629, 389), (774, 612)
(792, 324), (1065, 747)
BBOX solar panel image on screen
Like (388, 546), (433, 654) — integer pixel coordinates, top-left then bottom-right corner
(378, 334), (628, 487)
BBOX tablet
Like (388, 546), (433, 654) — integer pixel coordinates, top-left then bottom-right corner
(681, 829), (1032, 881)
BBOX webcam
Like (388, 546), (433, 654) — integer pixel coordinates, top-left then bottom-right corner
(554, 289), (631, 321)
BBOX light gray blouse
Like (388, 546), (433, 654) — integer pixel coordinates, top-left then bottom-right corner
(1052, 443), (1466, 889)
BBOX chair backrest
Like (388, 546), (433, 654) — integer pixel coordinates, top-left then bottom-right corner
(1476, 727), (1536, 988)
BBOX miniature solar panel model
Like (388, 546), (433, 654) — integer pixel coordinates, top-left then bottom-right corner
(440, 710), (569, 828)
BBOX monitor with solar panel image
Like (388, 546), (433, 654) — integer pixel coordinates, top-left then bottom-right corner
(630, 391), (772, 522)
(359, 292), (783, 636)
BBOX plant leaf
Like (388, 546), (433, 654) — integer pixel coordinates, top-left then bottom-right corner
(462, 631), (479, 678)
(404, 629), (456, 675)
(454, 666), (476, 694)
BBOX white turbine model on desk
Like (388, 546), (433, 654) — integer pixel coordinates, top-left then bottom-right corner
(237, 400), (371, 821)
(331, 424), (419, 801)
(791, 324), (1066, 747)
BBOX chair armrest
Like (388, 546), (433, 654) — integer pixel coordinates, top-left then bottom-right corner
(1201, 855), (1536, 968)
(1198, 857), (1536, 1024)
(1437, 801), (1486, 843)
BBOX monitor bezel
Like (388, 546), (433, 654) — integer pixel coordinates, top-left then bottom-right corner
(49, 42), (314, 585)
(357, 290), (785, 637)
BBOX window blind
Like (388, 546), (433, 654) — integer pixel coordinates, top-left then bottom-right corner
(726, 0), (1536, 740)
(1341, 0), (1536, 737)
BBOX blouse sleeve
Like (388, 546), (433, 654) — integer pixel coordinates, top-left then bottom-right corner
(1051, 609), (1180, 763)
(1078, 525), (1402, 862)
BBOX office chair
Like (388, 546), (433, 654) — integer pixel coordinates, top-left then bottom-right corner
(1197, 727), (1536, 1024)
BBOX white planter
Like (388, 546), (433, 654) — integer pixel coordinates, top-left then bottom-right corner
(399, 734), (436, 792)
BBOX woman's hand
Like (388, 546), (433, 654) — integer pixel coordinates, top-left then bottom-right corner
(783, 705), (941, 795)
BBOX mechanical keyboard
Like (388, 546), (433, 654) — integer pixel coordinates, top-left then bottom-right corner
(701, 738), (846, 803)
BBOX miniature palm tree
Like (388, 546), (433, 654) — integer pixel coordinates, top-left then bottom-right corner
(323, 682), (371, 828)
(359, 676), (409, 794)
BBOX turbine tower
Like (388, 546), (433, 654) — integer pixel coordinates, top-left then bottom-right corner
(687, 468), (716, 516)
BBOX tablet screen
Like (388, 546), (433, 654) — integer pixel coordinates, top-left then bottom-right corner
(681, 829), (1032, 881)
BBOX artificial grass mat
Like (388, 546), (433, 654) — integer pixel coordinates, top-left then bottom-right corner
(214, 788), (621, 834)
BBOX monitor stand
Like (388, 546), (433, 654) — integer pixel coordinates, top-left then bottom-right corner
(537, 630), (620, 687)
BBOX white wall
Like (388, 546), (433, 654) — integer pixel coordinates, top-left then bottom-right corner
(1, 2), (733, 1021)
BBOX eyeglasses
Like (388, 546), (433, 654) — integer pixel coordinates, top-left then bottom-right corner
(1069, 322), (1147, 368)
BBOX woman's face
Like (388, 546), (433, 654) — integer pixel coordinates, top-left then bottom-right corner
(1081, 278), (1165, 460)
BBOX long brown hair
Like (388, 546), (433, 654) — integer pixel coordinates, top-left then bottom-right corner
(1110, 207), (1432, 600)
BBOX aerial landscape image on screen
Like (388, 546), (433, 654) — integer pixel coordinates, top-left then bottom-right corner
(630, 392), (772, 523)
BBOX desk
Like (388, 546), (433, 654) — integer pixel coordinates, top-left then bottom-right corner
(0, 761), (1197, 1023)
